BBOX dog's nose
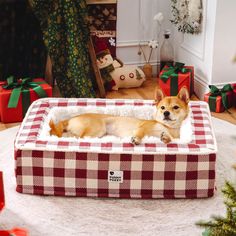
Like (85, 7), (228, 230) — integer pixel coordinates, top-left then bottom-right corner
(164, 111), (170, 117)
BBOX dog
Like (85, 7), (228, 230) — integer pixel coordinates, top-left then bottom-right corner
(49, 87), (190, 144)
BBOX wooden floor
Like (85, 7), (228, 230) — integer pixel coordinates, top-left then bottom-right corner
(0, 79), (235, 131)
(107, 79), (236, 125)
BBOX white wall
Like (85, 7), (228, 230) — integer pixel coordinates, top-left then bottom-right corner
(116, 0), (160, 72)
(212, 0), (236, 85)
(174, 0), (218, 99)
(173, 0), (236, 98)
(117, 0), (236, 96)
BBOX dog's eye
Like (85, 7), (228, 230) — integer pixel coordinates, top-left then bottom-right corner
(161, 106), (165, 110)
(173, 105), (179, 110)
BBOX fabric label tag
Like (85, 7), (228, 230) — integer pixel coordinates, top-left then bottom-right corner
(108, 170), (123, 183)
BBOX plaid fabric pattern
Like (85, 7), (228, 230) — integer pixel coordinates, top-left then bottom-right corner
(15, 98), (217, 198)
(15, 98), (216, 154)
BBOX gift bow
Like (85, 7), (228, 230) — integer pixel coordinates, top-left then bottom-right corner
(160, 62), (189, 82)
(3, 76), (47, 117)
(209, 84), (233, 109)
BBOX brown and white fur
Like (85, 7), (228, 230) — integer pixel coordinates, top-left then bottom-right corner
(49, 87), (190, 144)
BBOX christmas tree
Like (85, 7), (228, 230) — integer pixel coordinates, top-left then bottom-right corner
(196, 181), (236, 236)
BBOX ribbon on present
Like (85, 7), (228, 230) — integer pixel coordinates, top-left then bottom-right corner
(208, 84), (233, 112)
(160, 62), (190, 95)
(3, 76), (47, 117)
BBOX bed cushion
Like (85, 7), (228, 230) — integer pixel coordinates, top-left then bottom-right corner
(14, 98), (217, 198)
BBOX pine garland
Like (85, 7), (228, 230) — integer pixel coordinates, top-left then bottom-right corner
(196, 181), (236, 236)
(170, 0), (202, 34)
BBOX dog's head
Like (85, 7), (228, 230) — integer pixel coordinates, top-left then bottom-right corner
(154, 87), (190, 128)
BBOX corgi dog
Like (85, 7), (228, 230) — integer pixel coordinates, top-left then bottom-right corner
(49, 87), (190, 144)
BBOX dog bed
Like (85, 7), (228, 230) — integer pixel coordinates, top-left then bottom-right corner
(14, 98), (217, 199)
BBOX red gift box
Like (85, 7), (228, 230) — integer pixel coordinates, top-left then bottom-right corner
(0, 228), (28, 236)
(0, 172), (28, 235)
(0, 81), (6, 121)
(204, 93), (225, 113)
(0, 171), (4, 212)
(0, 170), (28, 235)
(232, 83), (236, 107)
(0, 78), (52, 123)
(159, 64), (194, 96)
(204, 84), (234, 113)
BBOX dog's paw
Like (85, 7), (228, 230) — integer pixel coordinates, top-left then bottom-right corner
(160, 132), (172, 144)
(131, 136), (141, 145)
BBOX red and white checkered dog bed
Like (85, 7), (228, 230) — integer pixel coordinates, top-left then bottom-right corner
(14, 98), (217, 198)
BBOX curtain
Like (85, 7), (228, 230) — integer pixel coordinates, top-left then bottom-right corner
(0, 0), (47, 81)
(29, 0), (96, 98)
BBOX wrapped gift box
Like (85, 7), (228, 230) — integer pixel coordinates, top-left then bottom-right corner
(232, 83), (236, 107)
(0, 78), (52, 123)
(0, 228), (28, 236)
(159, 63), (194, 96)
(0, 81), (6, 121)
(0, 171), (4, 212)
(204, 84), (234, 113)
(0, 172), (28, 235)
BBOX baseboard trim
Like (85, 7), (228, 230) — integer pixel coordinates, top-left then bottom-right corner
(124, 60), (159, 66)
(211, 81), (236, 88)
(117, 40), (147, 48)
(194, 74), (209, 100)
(190, 73), (236, 99)
(124, 62), (159, 77)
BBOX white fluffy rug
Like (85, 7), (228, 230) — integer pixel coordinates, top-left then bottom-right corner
(0, 117), (235, 236)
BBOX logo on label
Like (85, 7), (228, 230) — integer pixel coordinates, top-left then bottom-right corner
(108, 170), (123, 183)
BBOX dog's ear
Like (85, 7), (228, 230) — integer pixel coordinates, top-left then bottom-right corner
(155, 88), (165, 104)
(177, 87), (190, 104)
(49, 120), (54, 129)
(49, 120), (55, 136)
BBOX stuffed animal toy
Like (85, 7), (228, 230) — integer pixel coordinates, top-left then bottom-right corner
(94, 37), (146, 91)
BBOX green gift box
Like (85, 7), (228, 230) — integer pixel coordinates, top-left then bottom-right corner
(204, 84), (234, 112)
